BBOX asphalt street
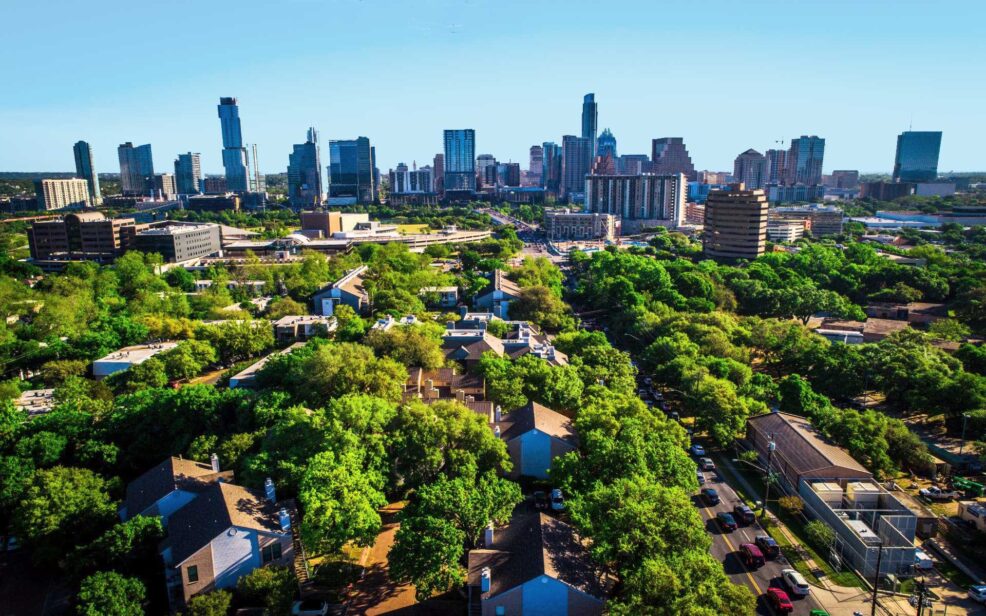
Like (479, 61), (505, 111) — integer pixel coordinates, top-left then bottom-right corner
(696, 466), (826, 616)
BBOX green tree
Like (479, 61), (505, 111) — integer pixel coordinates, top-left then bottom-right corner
(509, 285), (575, 333)
(199, 320), (274, 363)
(70, 515), (165, 578)
(388, 515), (465, 601)
(235, 566), (296, 616)
(161, 339), (218, 381)
(184, 590), (232, 616)
(408, 472), (521, 547)
(364, 325), (446, 369)
(76, 571), (145, 616)
(804, 520), (835, 551)
(267, 297), (308, 320)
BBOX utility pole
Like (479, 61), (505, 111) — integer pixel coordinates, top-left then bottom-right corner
(959, 412), (970, 457)
(870, 542), (883, 616)
(761, 434), (775, 519)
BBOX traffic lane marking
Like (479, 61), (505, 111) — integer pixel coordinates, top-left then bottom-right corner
(703, 504), (763, 596)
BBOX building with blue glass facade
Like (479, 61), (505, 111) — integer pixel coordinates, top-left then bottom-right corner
(327, 136), (375, 203)
(288, 128), (324, 207)
(893, 131), (942, 183)
(217, 97), (250, 192)
(443, 129), (476, 193)
(118, 142), (154, 195)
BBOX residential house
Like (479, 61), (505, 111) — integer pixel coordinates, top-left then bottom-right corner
(272, 315), (336, 343)
(467, 511), (606, 616)
(120, 456), (233, 524)
(809, 317), (910, 343)
(865, 302), (947, 324)
(13, 388), (56, 418)
(161, 480), (295, 608)
(312, 265), (369, 316)
(442, 321), (568, 368)
(370, 314), (419, 331)
(474, 270), (522, 319)
(494, 402), (578, 479)
(420, 286), (459, 309)
(403, 366), (493, 419)
(443, 329), (507, 369)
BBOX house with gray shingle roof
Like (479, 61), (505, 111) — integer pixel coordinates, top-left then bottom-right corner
(474, 270), (522, 319)
(494, 402), (578, 479)
(467, 511), (606, 615)
(120, 456), (233, 525)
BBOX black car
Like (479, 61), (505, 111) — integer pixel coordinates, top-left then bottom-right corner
(754, 534), (780, 559)
(732, 504), (756, 525)
(533, 491), (548, 510)
(701, 487), (720, 505)
(716, 512), (738, 532)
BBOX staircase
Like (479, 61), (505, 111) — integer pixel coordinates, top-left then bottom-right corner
(285, 500), (312, 590)
(467, 586), (482, 616)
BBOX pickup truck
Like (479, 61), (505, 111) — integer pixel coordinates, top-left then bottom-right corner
(919, 486), (962, 501)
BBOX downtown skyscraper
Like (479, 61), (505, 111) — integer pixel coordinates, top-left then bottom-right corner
(597, 128), (617, 160)
(893, 131), (942, 183)
(288, 128), (324, 207)
(327, 136), (375, 203)
(443, 129), (476, 192)
(217, 97), (250, 192)
(542, 142), (562, 196)
(561, 135), (591, 200)
(174, 152), (202, 195)
(582, 93), (598, 158)
(118, 142), (154, 195)
(73, 141), (101, 204)
(733, 149), (767, 190)
(786, 135), (825, 185)
(651, 138), (696, 180)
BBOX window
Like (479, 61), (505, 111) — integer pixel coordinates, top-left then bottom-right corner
(495, 607), (505, 616)
(262, 542), (283, 563)
(186, 565), (198, 583)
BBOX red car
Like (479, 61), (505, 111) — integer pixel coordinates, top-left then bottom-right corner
(766, 587), (794, 613)
(739, 543), (765, 568)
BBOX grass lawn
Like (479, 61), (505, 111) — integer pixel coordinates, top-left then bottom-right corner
(715, 455), (866, 589)
(397, 224), (430, 234)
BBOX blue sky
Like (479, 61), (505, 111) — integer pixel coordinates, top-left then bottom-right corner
(1, 0), (983, 175)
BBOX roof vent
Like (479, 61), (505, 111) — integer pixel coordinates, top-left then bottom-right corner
(481, 566), (491, 593)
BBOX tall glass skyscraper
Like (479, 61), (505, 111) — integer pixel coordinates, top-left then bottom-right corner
(174, 152), (202, 195)
(327, 136), (375, 203)
(562, 135), (591, 200)
(582, 93), (598, 158)
(786, 136), (825, 185)
(443, 129), (476, 192)
(73, 141), (100, 204)
(288, 128), (324, 207)
(542, 142), (562, 195)
(118, 142), (154, 195)
(597, 128), (617, 160)
(893, 131), (942, 183)
(217, 97), (250, 192)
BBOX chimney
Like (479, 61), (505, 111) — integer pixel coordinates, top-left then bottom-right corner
(494, 425), (501, 438)
(494, 405), (502, 423)
(481, 566), (491, 593)
(484, 522), (494, 547)
(264, 478), (276, 503)
(455, 389), (466, 402)
(278, 508), (291, 531)
(210, 453), (220, 472)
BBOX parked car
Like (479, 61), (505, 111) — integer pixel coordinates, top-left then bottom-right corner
(968, 585), (986, 603)
(809, 610), (830, 616)
(739, 543), (765, 568)
(732, 504), (756, 525)
(716, 512), (738, 532)
(919, 486), (962, 501)
(292, 600), (329, 616)
(533, 490), (548, 510)
(766, 588), (794, 613)
(550, 488), (565, 511)
(690, 444), (706, 457)
(701, 487), (720, 505)
(697, 471), (706, 485)
(669, 410), (679, 420)
(914, 548), (934, 570)
(754, 534), (780, 559)
(782, 568), (811, 596)
(699, 457), (716, 471)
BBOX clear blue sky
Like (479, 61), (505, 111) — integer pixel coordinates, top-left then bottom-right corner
(2, 0), (983, 175)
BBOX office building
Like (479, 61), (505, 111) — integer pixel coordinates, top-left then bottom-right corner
(651, 138), (695, 180)
(433, 153), (444, 195)
(597, 128), (617, 160)
(766, 219), (807, 242)
(134, 223), (222, 263)
(561, 135), (591, 200)
(390, 163), (434, 194)
(733, 149), (767, 190)
(328, 137), (376, 203)
(688, 183), (731, 204)
(497, 163), (521, 187)
(772, 203), (844, 236)
(893, 131), (942, 183)
(786, 136), (825, 185)
(477, 154), (497, 188)
(186, 195), (240, 212)
(527, 146), (543, 186)
(767, 184), (825, 203)
(287, 128), (323, 207)
(860, 181), (915, 201)
(34, 179), (91, 210)
(585, 173), (687, 233)
(73, 141), (101, 205)
(543, 211), (616, 241)
(217, 97), (250, 192)
(174, 153), (202, 195)
(152, 173), (177, 199)
(765, 149), (787, 185)
(443, 129), (476, 193)
(28, 212), (143, 262)
(591, 155), (617, 175)
(541, 142), (562, 195)
(618, 154), (651, 175)
(703, 184), (769, 260)
(582, 93), (598, 157)
(830, 170), (859, 190)
(203, 177), (227, 194)
(118, 142), (154, 195)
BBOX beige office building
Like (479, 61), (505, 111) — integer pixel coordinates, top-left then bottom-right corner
(34, 178), (91, 210)
(543, 211), (616, 241)
(703, 184), (768, 260)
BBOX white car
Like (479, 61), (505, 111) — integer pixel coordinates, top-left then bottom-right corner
(550, 489), (565, 511)
(699, 457), (716, 471)
(781, 568), (810, 596)
(969, 585), (986, 603)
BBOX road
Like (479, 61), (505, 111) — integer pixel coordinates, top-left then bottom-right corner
(696, 465), (825, 615)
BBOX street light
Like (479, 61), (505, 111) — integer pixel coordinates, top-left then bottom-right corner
(761, 436), (776, 520)
(959, 412), (971, 457)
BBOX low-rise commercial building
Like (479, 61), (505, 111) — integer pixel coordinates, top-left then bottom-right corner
(186, 194), (240, 212)
(771, 203), (844, 236)
(766, 219), (806, 242)
(28, 212), (145, 262)
(134, 223), (222, 263)
(272, 315), (336, 343)
(766, 184), (826, 204)
(93, 342), (179, 379)
(542, 211), (616, 241)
